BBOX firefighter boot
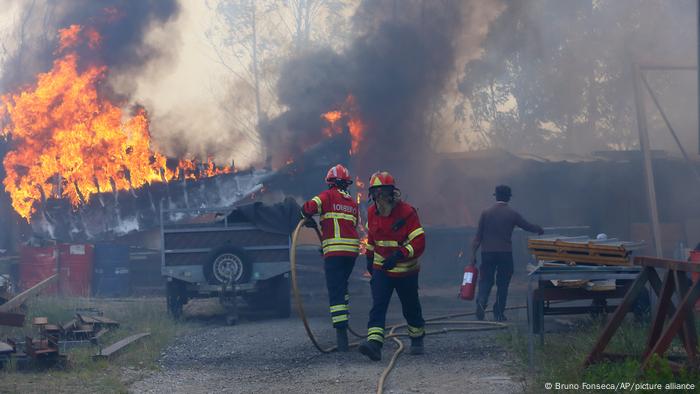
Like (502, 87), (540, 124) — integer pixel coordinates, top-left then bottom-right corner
(358, 340), (382, 361)
(336, 328), (349, 352)
(409, 336), (424, 355)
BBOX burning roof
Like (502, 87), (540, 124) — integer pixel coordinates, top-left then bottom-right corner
(0, 23), (231, 222)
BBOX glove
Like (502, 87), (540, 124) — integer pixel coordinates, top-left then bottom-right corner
(382, 251), (403, 271)
(303, 217), (317, 228)
(366, 254), (374, 274)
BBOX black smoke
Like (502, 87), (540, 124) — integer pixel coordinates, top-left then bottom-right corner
(262, 0), (465, 188)
(1, 0), (180, 92)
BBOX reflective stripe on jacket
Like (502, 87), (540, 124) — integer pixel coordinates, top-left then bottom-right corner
(302, 187), (360, 257)
(366, 201), (425, 277)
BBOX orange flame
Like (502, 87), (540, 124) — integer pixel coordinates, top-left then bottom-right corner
(0, 24), (231, 220)
(57, 25), (81, 52)
(320, 95), (365, 155)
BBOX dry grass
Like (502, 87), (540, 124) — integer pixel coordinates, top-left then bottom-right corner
(0, 296), (185, 393)
(498, 317), (700, 394)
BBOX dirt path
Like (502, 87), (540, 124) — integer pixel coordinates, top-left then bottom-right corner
(130, 277), (525, 394)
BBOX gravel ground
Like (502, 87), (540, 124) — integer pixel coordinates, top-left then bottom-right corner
(131, 271), (527, 394)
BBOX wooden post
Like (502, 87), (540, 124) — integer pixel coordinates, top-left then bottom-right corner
(632, 64), (663, 258)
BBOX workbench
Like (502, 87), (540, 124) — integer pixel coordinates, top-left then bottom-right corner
(527, 265), (643, 368)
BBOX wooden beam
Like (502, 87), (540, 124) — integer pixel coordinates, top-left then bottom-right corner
(643, 270), (675, 359)
(633, 64), (663, 258)
(584, 268), (650, 366)
(673, 271), (698, 361)
(635, 256), (700, 273)
(94, 332), (150, 360)
(0, 275), (58, 313)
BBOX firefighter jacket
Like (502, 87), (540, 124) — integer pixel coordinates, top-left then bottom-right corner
(366, 201), (426, 277)
(302, 187), (360, 258)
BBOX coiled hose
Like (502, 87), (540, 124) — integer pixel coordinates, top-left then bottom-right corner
(289, 219), (515, 394)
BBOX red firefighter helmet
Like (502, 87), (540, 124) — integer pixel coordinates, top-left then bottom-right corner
(325, 164), (352, 184)
(368, 171), (395, 189)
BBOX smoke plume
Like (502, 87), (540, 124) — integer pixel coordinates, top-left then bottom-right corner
(264, 0), (502, 193)
(1, 0), (180, 93)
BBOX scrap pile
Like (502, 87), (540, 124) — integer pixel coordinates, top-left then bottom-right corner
(0, 311), (119, 370)
(0, 277), (148, 370)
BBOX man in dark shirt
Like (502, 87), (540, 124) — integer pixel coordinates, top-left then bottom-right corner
(471, 185), (543, 321)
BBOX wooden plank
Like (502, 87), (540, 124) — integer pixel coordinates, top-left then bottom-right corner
(635, 256), (700, 273)
(0, 275), (58, 312)
(584, 267), (650, 366)
(531, 252), (631, 266)
(94, 332), (150, 360)
(77, 314), (119, 327)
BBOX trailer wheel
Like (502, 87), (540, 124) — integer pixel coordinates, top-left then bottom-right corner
(204, 247), (251, 285)
(166, 279), (187, 320)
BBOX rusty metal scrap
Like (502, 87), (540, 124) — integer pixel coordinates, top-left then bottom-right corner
(0, 311), (25, 327)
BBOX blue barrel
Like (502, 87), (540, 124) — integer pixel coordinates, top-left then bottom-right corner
(93, 244), (131, 297)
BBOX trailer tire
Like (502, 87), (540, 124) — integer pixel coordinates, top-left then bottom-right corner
(204, 247), (251, 285)
(166, 279), (187, 320)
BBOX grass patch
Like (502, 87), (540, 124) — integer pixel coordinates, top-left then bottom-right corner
(498, 318), (700, 394)
(0, 296), (187, 393)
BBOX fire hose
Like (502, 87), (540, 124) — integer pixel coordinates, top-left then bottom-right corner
(290, 219), (521, 394)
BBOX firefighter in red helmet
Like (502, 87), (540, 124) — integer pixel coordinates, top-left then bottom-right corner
(301, 164), (359, 351)
(358, 171), (426, 361)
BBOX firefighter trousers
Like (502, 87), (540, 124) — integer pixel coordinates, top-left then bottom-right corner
(366, 270), (425, 344)
(324, 255), (357, 328)
(476, 251), (514, 316)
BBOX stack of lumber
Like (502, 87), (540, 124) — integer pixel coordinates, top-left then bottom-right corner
(528, 236), (645, 267)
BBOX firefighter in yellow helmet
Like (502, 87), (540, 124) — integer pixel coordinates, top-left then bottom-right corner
(358, 171), (427, 361)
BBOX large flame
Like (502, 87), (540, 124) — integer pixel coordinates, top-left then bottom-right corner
(321, 95), (365, 155)
(0, 24), (230, 220)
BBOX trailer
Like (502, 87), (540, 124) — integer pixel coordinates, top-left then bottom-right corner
(160, 198), (300, 324)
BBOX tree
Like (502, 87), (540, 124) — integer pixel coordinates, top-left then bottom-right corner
(204, 0), (353, 166)
(459, 0), (695, 155)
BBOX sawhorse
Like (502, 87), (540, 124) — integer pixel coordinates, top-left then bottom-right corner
(585, 256), (700, 370)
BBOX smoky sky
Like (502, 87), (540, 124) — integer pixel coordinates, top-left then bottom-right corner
(263, 0), (466, 187)
(1, 0), (180, 92)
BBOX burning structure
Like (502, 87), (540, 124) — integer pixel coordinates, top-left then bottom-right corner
(0, 0), (697, 262)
